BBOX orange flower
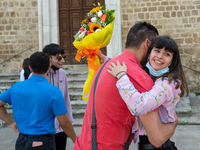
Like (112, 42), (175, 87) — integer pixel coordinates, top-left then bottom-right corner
(95, 6), (103, 12)
(90, 6), (103, 14)
(100, 14), (107, 22)
(89, 23), (102, 33)
(82, 19), (87, 23)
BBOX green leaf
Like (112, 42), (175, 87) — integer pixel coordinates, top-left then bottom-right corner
(180, 121), (188, 125)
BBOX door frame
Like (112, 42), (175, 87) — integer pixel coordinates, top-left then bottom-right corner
(37, 0), (122, 58)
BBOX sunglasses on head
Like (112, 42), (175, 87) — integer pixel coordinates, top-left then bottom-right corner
(56, 55), (66, 61)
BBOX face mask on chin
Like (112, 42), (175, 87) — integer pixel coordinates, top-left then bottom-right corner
(146, 61), (169, 77)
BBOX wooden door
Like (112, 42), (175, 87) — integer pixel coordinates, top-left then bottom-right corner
(59, 0), (106, 64)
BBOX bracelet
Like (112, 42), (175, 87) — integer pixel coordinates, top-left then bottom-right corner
(118, 72), (127, 80)
(115, 71), (126, 78)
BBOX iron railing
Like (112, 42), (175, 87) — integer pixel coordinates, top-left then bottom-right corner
(0, 47), (33, 67)
(183, 65), (200, 74)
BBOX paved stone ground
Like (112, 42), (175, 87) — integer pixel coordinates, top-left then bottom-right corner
(0, 125), (200, 150)
(178, 93), (200, 125)
(1, 93), (200, 150)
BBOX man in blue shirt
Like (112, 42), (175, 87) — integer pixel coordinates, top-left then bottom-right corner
(0, 52), (77, 150)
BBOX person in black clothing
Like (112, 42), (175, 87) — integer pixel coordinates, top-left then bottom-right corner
(20, 58), (31, 81)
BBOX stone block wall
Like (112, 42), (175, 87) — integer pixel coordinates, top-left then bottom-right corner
(121, 0), (200, 92)
(0, 0), (38, 73)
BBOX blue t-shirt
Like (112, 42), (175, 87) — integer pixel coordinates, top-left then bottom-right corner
(0, 75), (67, 135)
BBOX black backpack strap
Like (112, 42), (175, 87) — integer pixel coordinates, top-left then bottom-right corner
(91, 59), (110, 150)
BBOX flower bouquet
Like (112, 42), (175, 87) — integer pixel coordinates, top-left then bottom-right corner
(73, 3), (115, 101)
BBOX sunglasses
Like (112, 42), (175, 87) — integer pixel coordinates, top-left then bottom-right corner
(56, 55), (66, 61)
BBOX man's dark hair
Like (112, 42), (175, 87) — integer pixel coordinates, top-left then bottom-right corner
(125, 22), (159, 49)
(43, 43), (64, 56)
(30, 52), (49, 73)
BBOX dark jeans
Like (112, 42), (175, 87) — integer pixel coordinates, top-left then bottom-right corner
(138, 136), (177, 150)
(54, 132), (67, 150)
(15, 132), (56, 150)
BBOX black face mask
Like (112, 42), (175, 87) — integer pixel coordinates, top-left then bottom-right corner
(51, 65), (59, 72)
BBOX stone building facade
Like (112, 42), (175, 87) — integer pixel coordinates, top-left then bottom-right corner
(121, 0), (200, 92)
(0, 0), (199, 92)
(0, 0), (38, 73)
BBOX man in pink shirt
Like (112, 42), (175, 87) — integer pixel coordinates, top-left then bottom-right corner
(43, 44), (73, 150)
(74, 22), (178, 150)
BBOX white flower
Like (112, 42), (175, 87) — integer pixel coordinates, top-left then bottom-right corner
(79, 31), (85, 39)
(95, 29), (101, 32)
(98, 10), (103, 17)
(91, 17), (97, 22)
(101, 21), (107, 28)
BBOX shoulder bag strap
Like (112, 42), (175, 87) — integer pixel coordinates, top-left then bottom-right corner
(91, 59), (110, 150)
(91, 59), (131, 150)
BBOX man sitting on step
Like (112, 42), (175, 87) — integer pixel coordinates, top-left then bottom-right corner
(0, 52), (77, 150)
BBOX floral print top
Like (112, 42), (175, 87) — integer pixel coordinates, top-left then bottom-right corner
(116, 75), (181, 143)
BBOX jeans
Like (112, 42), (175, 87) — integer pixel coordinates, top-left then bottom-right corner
(54, 132), (67, 150)
(138, 136), (177, 150)
(15, 132), (56, 150)
(138, 141), (177, 150)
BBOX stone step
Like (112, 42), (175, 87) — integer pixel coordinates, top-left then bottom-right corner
(3, 100), (87, 110)
(63, 64), (88, 70)
(67, 78), (86, 87)
(68, 85), (84, 93)
(0, 86), (85, 100)
(70, 100), (87, 109)
(177, 93), (200, 125)
(0, 86), (10, 92)
(0, 80), (18, 87)
(176, 96), (192, 118)
(0, 69), (88, 80)
(2, 94), (198, 127)
(0, 73), (20, 80)
(1, 100), (87, 128)
(69, 92), (83, 101)
(73, 119), (84, 126)
(1, 118), (85, 128)
(72, 109), (86, 119)
(65, 69), (88, 79)
(0, 66), (89, 127)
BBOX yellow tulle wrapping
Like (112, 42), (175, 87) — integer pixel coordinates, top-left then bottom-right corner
(73, 19), (115, 101)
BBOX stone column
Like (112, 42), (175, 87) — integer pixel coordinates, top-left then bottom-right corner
(105, 0), (122, 58)
(37, 0), (60, 51)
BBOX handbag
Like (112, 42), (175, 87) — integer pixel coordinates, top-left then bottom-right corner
(91, 59), (131, 150)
